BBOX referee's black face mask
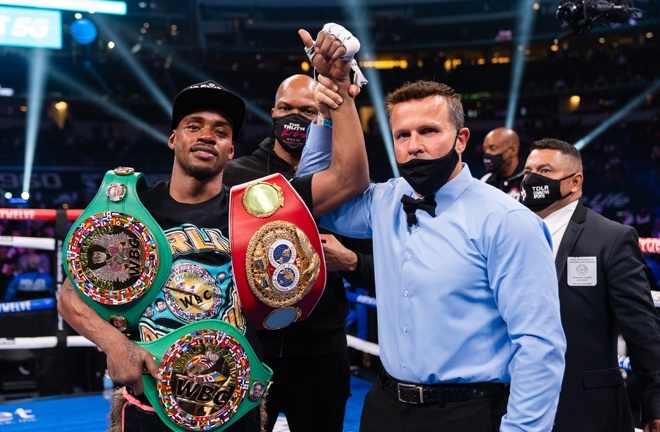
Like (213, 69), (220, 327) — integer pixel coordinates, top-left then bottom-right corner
(397, 131), (460, 197)
(521, 172), (575, 212)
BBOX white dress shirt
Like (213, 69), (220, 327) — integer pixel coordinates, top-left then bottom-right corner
(543, 200), (579, 258)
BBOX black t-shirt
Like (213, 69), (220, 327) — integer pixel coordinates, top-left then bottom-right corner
(136, 178), (313, 356)
(483, 158), (525, 201)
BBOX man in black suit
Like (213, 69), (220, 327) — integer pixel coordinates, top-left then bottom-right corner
(521, 137), (660, 432)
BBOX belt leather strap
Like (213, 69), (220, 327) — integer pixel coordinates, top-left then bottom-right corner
(381, 370), (507, 406)
(63, 167), (172, 336)
(138, 319), (273, 431)
(229, 173), (326, 331)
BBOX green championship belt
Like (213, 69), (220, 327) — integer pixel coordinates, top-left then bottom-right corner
(138, 320), (273, 431)
(63, 167), (172, 335)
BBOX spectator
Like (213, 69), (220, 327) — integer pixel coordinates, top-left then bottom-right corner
(4, 253), (54, 302)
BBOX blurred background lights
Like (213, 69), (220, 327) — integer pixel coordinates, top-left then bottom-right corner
(70, 18), (98, 45)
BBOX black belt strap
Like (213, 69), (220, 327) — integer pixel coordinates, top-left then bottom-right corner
(380, 370), (508, 406)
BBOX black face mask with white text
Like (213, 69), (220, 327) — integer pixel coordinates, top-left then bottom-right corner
(271, 114), (312, 154)
(397, 133), (459, 196)
(521, 172), (575, 212)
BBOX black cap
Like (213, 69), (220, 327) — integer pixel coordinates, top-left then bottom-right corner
(170, 80), (246, 138)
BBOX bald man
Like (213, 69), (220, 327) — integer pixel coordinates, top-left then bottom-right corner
(223, 74), (375, 432)
(481, 127), (524, 201)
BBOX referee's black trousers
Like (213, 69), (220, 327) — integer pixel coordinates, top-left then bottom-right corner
(360, 375), (509, 432)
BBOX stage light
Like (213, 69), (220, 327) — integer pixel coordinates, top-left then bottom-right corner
(23, 48), (48, 199)
(70, 17), (97, 45)
(506, 0), (537, 129)
(359, 59), (408, 70)
(341, 0), (399, 178)
(93, 15), (170, 117)
(575, 79), (660, 151)
(49, 66), (169, 144)
(50, 101), (68, 129)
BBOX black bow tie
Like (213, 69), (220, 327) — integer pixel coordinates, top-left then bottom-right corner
(401, 194), (437, 227)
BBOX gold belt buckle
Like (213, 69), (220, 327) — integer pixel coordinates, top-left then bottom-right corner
(397, 382), (424, 404)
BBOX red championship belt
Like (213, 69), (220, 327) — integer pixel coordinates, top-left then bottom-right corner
(230, 173), (326, 331)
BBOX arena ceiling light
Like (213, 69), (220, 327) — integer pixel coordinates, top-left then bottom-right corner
(0, 0), (127, 15)
(92, 14), (171, 118)
(506, 0), (538, 130)
(574, 79), (660, 151)
(48, 66), (169, 145)
(22, 48), (48, 201)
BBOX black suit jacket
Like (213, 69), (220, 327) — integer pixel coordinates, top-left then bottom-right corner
(553, 202), (660, 431)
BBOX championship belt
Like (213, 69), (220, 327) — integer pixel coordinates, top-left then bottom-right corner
(138, 319), (273, 432)
(63, 167), (172, 335)
(230, 173), (326, 331)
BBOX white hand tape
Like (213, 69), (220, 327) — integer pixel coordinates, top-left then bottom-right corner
(349, 59), (368, 88)
(304, 42), (316, 62)
(321, 22), (361, 62)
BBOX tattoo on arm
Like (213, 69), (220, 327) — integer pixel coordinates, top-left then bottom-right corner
(126, 343), (141, 367)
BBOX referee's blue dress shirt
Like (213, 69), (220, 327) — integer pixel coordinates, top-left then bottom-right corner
(299, 123), (566, 431)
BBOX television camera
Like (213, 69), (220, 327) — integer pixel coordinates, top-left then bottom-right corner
(555, 0), (644, 43)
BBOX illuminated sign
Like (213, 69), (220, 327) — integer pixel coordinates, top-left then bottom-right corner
(0, 6), (61, 49)
(0, 1), (126, 15)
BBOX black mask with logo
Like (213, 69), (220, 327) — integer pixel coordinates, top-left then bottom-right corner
(271, 114), (312, 153)
(397, 132), (459, 197)
(483, 152), (504, 173)
(521, 172), (575, 212)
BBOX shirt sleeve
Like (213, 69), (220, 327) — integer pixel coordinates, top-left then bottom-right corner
(340, 237), (376, 293)
(488, 209), (567, 432)
(296, 122), (332, 177)
(319, 185), (375, 239)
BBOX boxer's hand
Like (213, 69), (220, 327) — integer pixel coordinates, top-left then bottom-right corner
(106, 338), (161, 395)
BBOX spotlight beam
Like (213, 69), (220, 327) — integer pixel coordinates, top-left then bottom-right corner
(341, 0), (399, 178)
(92, 15), (172, 118)
(575, 79), (660, 151)
(49, 67), (169, 144)
(23, 48), (48, 197)
(506, 0), (537, 129)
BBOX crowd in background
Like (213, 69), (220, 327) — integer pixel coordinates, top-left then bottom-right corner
(0, 24), (659, 295)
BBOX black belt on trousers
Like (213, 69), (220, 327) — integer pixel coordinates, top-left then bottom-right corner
(380, 369), (508, 406)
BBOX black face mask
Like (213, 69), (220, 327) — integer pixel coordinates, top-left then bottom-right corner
(397, 133), (459, 196)
(483, 152), (504, 173)
(271, 114), (312, 153)
(521, 172), (575, 212)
